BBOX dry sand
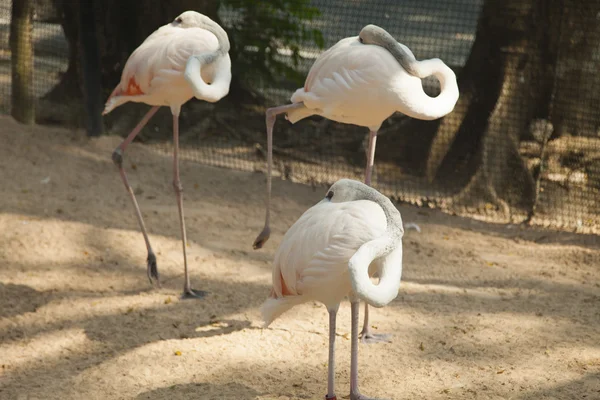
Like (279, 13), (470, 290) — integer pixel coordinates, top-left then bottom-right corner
(0, 115), (599, 400)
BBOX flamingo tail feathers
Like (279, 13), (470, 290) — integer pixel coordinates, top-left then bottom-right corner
(260, 296), (305, 327)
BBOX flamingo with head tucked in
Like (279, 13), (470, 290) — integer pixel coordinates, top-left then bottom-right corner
(103, 11), (232, 298)
(262, 179), (405, 400)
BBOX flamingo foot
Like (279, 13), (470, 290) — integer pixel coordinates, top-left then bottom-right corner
(325, 395), (337, 400)
(147, 252), (160, 286)
(181, 288), (207, 300)
(253, 225), (271, 250)
(359, 327), (392, 344)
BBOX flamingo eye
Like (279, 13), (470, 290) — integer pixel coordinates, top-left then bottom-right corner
(326, 191), (334, 200)
(175, 17), (183, 23)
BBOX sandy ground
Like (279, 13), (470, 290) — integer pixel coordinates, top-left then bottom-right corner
(0, 115), (599, 400)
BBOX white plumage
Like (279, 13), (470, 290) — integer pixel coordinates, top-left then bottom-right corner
(103, 11), (231, 298)
(288, 36), (457, 129)
(262, 199), (386, 325)
(104, 11), (231, 115)
(262, 179), (404, 400)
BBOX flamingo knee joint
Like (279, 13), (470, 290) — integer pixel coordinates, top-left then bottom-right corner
(112, 148), (123, 168)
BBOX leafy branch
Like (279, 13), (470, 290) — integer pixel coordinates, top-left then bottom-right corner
(219, 0), (324, 94)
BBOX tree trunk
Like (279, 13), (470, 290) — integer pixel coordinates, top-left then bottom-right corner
(430, 0), (556, 214)
(377, 0), (600, 219)
(79, 0), (104, 136)
(10, 0), (35, 124)
(551, 1), (600, 137)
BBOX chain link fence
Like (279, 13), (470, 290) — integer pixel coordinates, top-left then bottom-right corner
(2, 0), (599, 234)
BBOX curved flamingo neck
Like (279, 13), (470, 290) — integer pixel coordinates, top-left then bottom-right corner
(203, 19), (230, 55)
(365, 26), (419, 77)
(359, 24), (459, 120)
(184, 18), (232, 103)
(401, 58), (459, 119)
(343, 182), (404, 307)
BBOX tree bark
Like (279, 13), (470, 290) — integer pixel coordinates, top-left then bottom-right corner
(377, 0), (600, 218)
(10, 0), (35, 124)
(79, 0), (104, 136)
(551, 0), (600, 137)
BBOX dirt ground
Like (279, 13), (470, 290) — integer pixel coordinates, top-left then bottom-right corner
(1, 115), (599, 400)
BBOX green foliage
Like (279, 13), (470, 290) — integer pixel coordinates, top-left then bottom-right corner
(219, 0), (324, 91)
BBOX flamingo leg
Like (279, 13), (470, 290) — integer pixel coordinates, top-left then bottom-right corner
(326, 307), (339, 400)
(350, 301), (387, 400)
(360, 303), (391, 344)
(364, 130), (378, 186)
(112, 105), (161, 286)
(360, 130), (392, 344)
(172, 113), (206, 299)
(253, 102), (305, 250)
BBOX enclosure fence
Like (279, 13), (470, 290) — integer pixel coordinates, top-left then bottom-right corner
(2, 0), (599, 234)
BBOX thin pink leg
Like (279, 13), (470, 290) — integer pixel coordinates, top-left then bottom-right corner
(350, 301), (386, 400)
(364, 130), (378, 186)
(253, 102), (306, 250)
(360, 130), (391, 344)
(326, 307), (338, 400)
(112, 106), (160, 285)
(172, 114), (204, 299)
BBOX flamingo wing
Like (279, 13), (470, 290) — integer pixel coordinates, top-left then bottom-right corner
(302, 37), (417, 96)
(271, 199), (387, 298)
(290, 37), (416, 127)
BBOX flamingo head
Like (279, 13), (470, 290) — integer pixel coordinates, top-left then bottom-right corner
(172, 11), (217, 29)
(358, 24), (394, 46)
(322, 179), (377, 204)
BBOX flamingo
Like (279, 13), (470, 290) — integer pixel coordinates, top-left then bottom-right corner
(102, 11), (231, 298)
(262, 179), (404, 400)
(253, 24), (458, 340)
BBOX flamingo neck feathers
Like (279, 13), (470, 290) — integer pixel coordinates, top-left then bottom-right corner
(343, 181), (404, 307)
(184, 18), (232, 103)
(359, 24), (459, 120)
(400, 58), (459, 120)
(202, 19), (230, 57)
(193, 19), (231, 65)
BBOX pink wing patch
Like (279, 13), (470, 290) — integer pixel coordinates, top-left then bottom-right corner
(106, 76), (145, 103)
(125, 77), (144, 96)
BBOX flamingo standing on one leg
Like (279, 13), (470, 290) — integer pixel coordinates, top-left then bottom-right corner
(262, 179), (404, 400)
(103, 11), (232, 298)
(253, 24), (458, 340)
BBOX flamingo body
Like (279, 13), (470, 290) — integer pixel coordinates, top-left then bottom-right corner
(262, 198), (387, 324)
(288, 36), (458, 129)
(261, 179), (404, 399)
(104, 14), (232, 115)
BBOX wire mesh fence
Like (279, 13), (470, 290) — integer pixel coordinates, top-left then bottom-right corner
(2, 0), (599, 234)
(1, 0), (65, 115)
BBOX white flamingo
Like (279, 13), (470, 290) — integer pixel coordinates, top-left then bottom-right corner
(102, 11), (232, 298)
(262, 179), (404, 400)
(253, 24), (458, 340)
